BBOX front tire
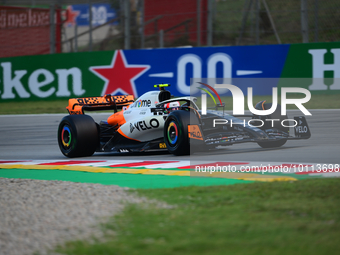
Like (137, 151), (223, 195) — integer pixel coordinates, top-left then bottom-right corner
(164, 110), (190, 156)
(58, 115), (99, 158)
(254, 103), (288, 148)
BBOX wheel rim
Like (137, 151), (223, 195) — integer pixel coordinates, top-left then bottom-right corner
(167, 121), (178, 146)
(61, 125), (72, 149)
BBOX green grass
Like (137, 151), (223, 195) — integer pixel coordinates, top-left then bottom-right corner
(56, 178), (340, 255)
(213, 0), (340, 46)
(0, 94), (339, 115)
(0, 99), (69, 115)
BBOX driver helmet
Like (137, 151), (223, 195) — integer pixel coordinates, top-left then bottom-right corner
(164, 101), (180, 111)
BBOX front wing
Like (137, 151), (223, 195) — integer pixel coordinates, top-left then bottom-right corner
(189, 116), (311, 147)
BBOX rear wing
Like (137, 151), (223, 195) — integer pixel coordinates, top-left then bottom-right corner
(66, 94), (134, 115)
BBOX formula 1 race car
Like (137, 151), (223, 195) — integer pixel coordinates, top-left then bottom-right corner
(57, 84), (311, 157)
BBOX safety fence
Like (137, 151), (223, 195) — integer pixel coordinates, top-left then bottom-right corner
(0, 0), (339, 58)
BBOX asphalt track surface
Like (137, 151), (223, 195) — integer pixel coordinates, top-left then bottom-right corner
(0, 109), (339, 164)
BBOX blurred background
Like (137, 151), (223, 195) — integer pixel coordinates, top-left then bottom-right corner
(1, 0), (339, 58)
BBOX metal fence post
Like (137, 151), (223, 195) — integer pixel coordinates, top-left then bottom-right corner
(301, 0), (309, 43)
(50, 4), (55, 54)
(89, 0), (93, 51)
(124, 0), (130, 49)
(262, 0), (281, 44)
(159, 29), (164, 48)
(238, 0), (252, 46)
(74, 23), (78, 52)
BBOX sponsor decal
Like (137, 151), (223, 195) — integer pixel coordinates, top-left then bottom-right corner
(295, 126), (308, 133)
(167, 121), (178, 145)
(61, 126), (71, 147)
(0, 8), (50, 28)
(129, 123), (135, 133)
(188, 125), (203, 140)
(89, 50), (150, 97)
(0, 63), (85, 99)
(130, 118), (159, 133)
(205, 135), (244, 144)
(151, 108), (165, 115)
(159, 143), (167, 148)
(136, 99), (151, 108)
(76, 97), (100, 104)
(307, 49), (340, 90)
(293, 116), (311, 138)
(63, 6), (80, 26)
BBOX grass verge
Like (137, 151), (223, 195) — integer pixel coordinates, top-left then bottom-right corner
(0, 94), (339, 115)
(0, 99), (69, 115)
(56, 178), (340, 255)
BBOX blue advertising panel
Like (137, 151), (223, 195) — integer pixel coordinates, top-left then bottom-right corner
(115, 44), (291, 97)
(65, 4), (117, 27)
(2, 42), (340, 102)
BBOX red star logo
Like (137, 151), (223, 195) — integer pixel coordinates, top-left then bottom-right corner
(90, 50), (150, 97)
(63, 6), (80, 27)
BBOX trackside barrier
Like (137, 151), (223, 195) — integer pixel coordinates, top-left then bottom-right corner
(0, 41), (339, 102)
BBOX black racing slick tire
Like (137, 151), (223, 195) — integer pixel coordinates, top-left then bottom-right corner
(254, 103), (288, 148)
(164, 110), (190, 156)
(58, 115), (99, 158)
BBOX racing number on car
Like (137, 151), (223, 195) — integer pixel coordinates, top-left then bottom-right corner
(188, 125), (203, 140)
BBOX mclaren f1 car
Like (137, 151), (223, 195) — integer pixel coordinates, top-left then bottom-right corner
(57, 84), (311, 157)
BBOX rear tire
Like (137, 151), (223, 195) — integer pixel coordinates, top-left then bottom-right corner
(164, 110), (190, 156)
(254, 103), (288, 148)
(58, 115), (99, 158)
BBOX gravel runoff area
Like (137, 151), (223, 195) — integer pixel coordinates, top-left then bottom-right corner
(0, 178), (147, 255)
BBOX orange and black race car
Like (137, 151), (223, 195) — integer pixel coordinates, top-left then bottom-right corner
(58, 84), (311, 157)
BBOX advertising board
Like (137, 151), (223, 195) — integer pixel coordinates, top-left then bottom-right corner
(0, 42), (339, 101)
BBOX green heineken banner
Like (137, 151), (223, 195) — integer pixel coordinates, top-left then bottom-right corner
(278, 43), (340, 91)
(0, 51), (109, 101)
(0, 41), (339, 102)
